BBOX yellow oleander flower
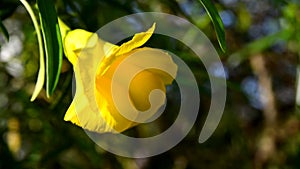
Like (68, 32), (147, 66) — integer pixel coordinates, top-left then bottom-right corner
(59, 20), (177, 133)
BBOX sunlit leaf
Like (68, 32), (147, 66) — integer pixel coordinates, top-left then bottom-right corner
(199, 0), (227, 52)
(31, 51), (45, 101)
(19, 0), (45, 101)
(37, 0), (63, 97)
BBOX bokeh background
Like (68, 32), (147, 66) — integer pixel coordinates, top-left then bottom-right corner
(1, 0), (300, 168)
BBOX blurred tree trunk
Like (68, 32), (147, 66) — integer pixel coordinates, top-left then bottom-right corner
(250, 54), (277, 169)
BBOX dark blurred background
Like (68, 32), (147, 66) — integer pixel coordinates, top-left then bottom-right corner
(1, 0), (300, 168)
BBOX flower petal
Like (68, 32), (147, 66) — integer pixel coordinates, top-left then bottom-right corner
(58, 18), (70, 43)
(62, 23), (178, 133)
(94, 47), (177, 131)
(97, 23), (156, 75)
(115, 23), (156, 56)
(63, 35), (116, 132)
(129, 70), (166, 111)
(63, 29), (98, 65)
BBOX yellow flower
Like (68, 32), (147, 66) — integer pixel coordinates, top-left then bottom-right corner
(59, 20), (177, 133)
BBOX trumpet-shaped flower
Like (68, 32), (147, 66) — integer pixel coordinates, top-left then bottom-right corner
(59, 20), (177, 133)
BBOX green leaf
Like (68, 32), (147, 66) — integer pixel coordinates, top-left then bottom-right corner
(37, 0), (63, 97)
(199, 0), (227, 52)
(31, 47), (45, 101)
(20, 0), (45, 101)
(0, 20), (9, 41)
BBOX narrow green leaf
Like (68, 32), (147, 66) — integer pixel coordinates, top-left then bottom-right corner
(0, 20), (9, 41)
(199, 0), (227, 52)
(31, 49), (45, 101)
(20, 0), (45, 101)
(37, 0), (63, 97)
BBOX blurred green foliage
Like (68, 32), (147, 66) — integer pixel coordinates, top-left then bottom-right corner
(1, 0), (300, 169)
